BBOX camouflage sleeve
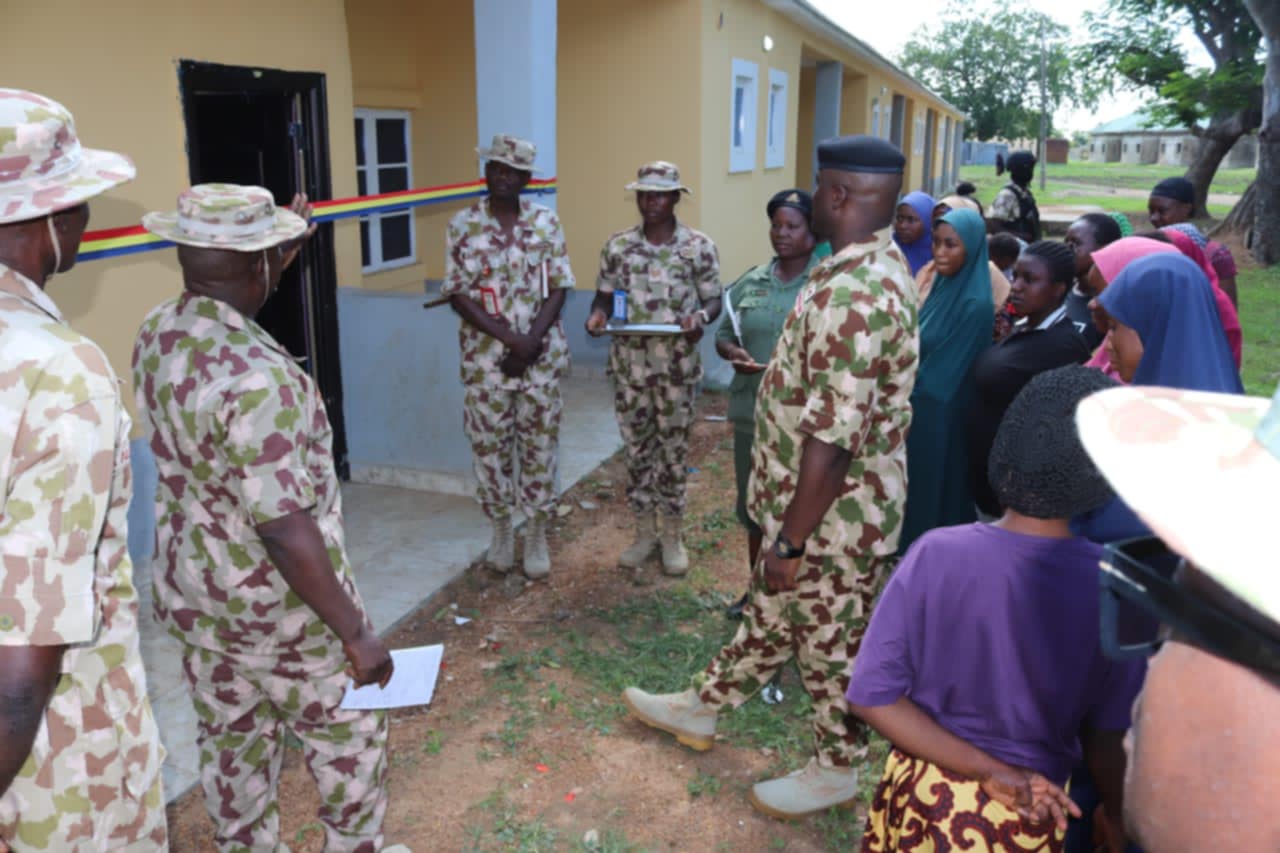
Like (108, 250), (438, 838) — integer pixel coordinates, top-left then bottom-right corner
(441, 213), (469, 296)
(546, 212), (575, 291)
(595, 238), (619, 294)
(793, 283), (887, 456)
(0, 353), (116, 647)
(695, 237), (722, 304)
(212, 372), (318, 526)
(990, 188), (1018, 223)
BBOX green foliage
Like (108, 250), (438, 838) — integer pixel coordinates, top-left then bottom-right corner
(899, 4), (1103, 140)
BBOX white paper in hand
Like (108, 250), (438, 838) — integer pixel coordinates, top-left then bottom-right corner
(340, 644), (444, 710)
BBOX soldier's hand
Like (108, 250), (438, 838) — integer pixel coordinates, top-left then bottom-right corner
(500, 352), (531, 378)
(762, 549), (801, 593)
(342, 624), (394, 688)
(585, 309), (608, 337)
(507, 333), (543, 365)
(280, 193), (318, 272)
(680, 313), (705, 344)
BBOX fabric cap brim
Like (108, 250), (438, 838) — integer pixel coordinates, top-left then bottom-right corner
(475, 147), (541, 176)
(624, 180), (692, 195)
(1077, 385), (1279, 625)
(0, 147), (136, 225)
(141, 207), (308, 252)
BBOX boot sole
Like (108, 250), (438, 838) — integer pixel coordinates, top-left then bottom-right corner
(621, 692), (714, 752)
(746, 789), (859, 820)
(618, 548), (659, 569)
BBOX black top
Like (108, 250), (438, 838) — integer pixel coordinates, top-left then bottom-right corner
(966, 315), (1092, 516)
(1064, 289), (1104, 351)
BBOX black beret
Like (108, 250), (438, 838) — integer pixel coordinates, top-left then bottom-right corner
(816, 135), (905, 174)
(766, 188), (813, 222)
(1007, 150), (1037, 169)
(1150, 177), (1195, 204)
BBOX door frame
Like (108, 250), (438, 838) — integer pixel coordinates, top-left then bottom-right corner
(177, 59), (349, 478)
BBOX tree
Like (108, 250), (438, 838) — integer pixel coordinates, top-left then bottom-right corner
(1081, 0), (1263, 217)
(899, 6), (1103, 142)
(1242, 0), (1278, 264)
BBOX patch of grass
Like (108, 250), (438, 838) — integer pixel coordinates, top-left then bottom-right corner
(686, 769), (724, 798)
(422, 729), (445, 755)
(1240, 262), (1280, 395)
(463, 789), (559, 852)
(960, 162), (1254, 194)
(574, 827), (644, 852)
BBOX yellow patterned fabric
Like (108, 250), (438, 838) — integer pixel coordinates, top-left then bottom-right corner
(861, 748), (1065, 852)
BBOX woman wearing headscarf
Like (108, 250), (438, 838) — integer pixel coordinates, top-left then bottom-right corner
(715, 188), (820, 619)
(899, 208), (994, 552)
(1080, 237), (1183, 382)
(893, 191), (934, 276)
(1162, 226), (1242, 368)
(1147, 177), (1238, 306)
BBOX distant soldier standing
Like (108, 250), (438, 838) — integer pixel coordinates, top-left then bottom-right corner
(444, 135), (574, 579)
(0, 89), (168, 850)
(585, 161), (721, 575)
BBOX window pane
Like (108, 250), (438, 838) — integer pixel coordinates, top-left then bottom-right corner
(734, 84), (747, 148)
(360, 219), (371, 267)
(768, 89), (778, 146)
(380, 213), (412, 261)
(378, 166), (409, 193)
(357, 169), (367, 196)
(376, 118), (407, 164)
(354, 118), (365, 166)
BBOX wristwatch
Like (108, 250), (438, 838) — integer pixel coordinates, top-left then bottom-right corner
(697, 308), (712, 325)
(773, 532), (806, 559)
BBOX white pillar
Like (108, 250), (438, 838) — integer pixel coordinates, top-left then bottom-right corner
(473, 0), (558, 209)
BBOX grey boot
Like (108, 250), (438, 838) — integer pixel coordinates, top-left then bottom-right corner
(523, 516), (551, 579)
(487, 516), (514, 572)
(621, 687), (717, 751)
(659, 513), (689, 576)
(618, 511), (659, 568)
(748, 758), (859, 819)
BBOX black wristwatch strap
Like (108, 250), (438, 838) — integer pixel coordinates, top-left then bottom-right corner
(773, 532), (806, 559)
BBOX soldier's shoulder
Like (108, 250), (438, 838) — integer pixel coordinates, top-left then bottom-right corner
(677, 224), (717, 250)
(0, 312), (116, 401)
(448, 201), (486, 229)
(603, 225), (641, 251)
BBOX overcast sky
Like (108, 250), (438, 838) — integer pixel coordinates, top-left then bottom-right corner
(808, 0), (1209, 134)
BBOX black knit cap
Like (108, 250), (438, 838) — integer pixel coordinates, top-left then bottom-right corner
(1150, 177), (1195, 204)
(766, 188), (813, 223)
(817, 135), (905, 174)
(988, 366), (1119, 519)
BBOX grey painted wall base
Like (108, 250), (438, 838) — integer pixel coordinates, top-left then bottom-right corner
(349, 462), (474, 497)
(127, 437), (157, 571)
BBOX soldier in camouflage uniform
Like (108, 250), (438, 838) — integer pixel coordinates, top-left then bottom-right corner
(132, 184), (394, 853)
(444, 134), (573, 579)
(585, 162), (722, 575)
(0, 90), (168, 851)
(621, 137), (919, 819)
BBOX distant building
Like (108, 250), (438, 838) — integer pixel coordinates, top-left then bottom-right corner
(1087, 109), (1258, 168)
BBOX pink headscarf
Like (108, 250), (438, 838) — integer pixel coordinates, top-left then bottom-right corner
(1163, 228), (1243, 368)
(1090, 237), (1179, 284)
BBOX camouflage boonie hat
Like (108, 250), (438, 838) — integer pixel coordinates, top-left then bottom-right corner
(0, 89), (135, 225)
(1077, 384), (1280, 626)
(476, 134), (540, 174)
(625, 161), (692, 195)
(142, 183), (307, 252)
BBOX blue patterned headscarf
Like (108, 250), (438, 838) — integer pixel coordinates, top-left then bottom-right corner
(894, 191), (936, 275)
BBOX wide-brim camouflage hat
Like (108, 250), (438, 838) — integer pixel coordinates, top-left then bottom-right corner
(625, 160), (692, 195)
(1077, 384), (1280, 626)
(142, 183), (307, 252)
(476, 133), (541, 175)
(0, 89), (136, 225)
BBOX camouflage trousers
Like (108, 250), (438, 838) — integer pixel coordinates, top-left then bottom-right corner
(612, 380), (697, 515)
(0, 694), (168, 852)
(693, 552), (888, 767)
(462, 379), (563, 521)
(181, 641), (389, 853)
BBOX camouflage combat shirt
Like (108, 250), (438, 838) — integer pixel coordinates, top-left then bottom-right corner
(0, 262), (164, 843)
(133, 293), (366, 657)
(596, 221), (721, 385)
(443, 198), (575, 388)
(747, 227), (920, 558)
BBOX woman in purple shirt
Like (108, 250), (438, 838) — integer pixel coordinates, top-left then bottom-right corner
(848, 367), (1145, 852)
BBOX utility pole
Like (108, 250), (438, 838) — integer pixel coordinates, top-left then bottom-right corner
(1039, 22), (1048, 191)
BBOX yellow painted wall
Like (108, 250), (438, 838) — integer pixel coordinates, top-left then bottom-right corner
(839, 71), (868, 136)
(558, 0), (704, 289)
(347, 0), (478, 292)
(4, 0), (360, 426)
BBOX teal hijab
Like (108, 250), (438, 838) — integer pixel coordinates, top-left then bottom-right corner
(899, 208), (995, 552)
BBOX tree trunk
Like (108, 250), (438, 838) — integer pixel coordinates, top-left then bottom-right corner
(1244, 0), (1280, 265)
(1184, 117), (1247, 218)
(1215, 179), (1257, 241)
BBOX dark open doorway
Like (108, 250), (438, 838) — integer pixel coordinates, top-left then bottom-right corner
(178, 59), (349, 477)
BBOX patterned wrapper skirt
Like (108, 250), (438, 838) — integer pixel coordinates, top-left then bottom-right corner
(861, 748), (1066, 852)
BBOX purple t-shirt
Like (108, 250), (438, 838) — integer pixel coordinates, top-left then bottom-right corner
(847, 523), (1145, 783)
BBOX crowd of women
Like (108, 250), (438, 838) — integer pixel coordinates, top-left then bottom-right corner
(715, 174), (1248, 851)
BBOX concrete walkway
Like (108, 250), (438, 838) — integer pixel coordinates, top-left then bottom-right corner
(138, 374), (622, 802)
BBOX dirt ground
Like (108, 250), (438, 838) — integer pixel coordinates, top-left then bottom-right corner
(165, 393), (879, 852)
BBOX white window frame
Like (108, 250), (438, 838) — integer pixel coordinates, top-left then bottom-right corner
(765, 68), (788, 169)
(729, 58), (759, 173)
(355, 108), (417, 274)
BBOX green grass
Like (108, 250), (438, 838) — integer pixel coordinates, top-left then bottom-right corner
(1240, 263), (1280, 396)
(1009, 161), (1255, 194)
(956, 165), (1236, 217)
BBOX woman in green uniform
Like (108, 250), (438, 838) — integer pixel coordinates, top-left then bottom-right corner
(716, 189), (821, 619)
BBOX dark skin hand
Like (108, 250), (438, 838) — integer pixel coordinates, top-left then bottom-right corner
(850, 696), (1082, 832)
(764, 435), (851, 592)
(258, 511), (393, 688)
(1082, 727), (1129, 852)
(0, 646), (65, 797)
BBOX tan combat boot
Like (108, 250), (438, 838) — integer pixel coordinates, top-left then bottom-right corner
(659, 513), (689, 576)
(487, 516), (514, 572)
(618, 510), (659, 568)
(747, 758), (860, 819)
(523, 516), (551, 579)
(621, 687), (717, 751)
